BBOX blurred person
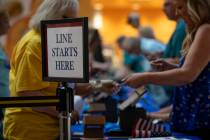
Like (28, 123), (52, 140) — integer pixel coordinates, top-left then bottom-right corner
(116, 36), (152, 73)
(140, 26), (155, 39)
(116, 36), (163, 107)
(88, 28), (110, 77)
(121, 37), (151, 73)
(114, 35), (133, 80)
(127, 9), (170, 109)
(137, 25), (165, 61)
(122, 0), (210, 139)
(0, 2), (10, 97)
(3, 0), (93, 140)
(125, 37), (169, 107)
(127, 12), (166, 61)
(161, 0), (186, 62)
(140, 26), (166, 56)
(151, 0), (186, 69)
(3, 0), (27, 59)
(140, 37), (166, 61)
(124, 37), (141, 55)
(116, 35), (127, 50)
(89, 28), (105, 63)
(0, 2), (10, 140)
(128, 17), (166, 61)
(127, 12), (140, 29)
(150, 0), (187, 109)
(3, 1), (119, 139)
(5, 0), (23, 22)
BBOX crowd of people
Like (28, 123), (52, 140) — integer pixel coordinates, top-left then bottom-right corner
(0, 0), (210, 139)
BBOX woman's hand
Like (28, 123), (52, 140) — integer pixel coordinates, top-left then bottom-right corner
(150, 58), (178, 71)
(122, 73), (148, 88)
(90, 80), (120, 94)
(100, 80), (120, 94)
(75, 83), (93, 98)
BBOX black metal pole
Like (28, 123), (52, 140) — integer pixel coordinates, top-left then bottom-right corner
(57, 82), (74, 140)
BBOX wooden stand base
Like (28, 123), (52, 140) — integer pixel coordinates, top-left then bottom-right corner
(83, 115), (105, 138)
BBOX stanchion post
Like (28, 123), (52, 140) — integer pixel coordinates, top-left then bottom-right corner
(41, 17), (88, 140)
(57, 82), (74, 140)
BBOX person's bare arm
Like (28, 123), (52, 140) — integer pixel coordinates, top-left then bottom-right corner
(123, 25), (210, 87)
(75, 83), (93, 98)
(151, 59), (178, 71)
(146, 105), (172, 121)
(156, 105), (172, 113)
(17, 91), (59, 118)
(147, 112), (170, 121)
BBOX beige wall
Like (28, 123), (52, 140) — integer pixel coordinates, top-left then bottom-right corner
(5, 0), (175, 59)
(79, 0), (93, 23)
(99, 8), (176, 45)
(56, 0), (176, 47)
(78, 2), (177, 64)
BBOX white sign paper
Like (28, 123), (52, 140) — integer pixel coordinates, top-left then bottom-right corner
(46, 26), (83, 78)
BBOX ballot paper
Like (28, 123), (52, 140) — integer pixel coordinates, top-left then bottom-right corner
(89, 79), (117, 92)
(118, 86), (147, 110)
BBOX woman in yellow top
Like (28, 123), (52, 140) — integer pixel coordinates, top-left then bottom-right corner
(3, 0), (88, 139)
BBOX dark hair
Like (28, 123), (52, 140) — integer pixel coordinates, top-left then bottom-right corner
(88, 28), (105, 62)
(127, 12), (140, 28)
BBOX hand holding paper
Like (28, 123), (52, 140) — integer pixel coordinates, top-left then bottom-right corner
(90, 80), (120, 94)
(121, 73), (148, 89)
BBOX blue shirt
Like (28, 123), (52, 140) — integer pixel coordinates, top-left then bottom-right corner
(123, 52), (151, 73)
(162, 20), (186, 98)
(0, 46), (9, 97)
(141, 37), (166, 54)
(171, 57), (210, 131)
(163, 19), (186, 58)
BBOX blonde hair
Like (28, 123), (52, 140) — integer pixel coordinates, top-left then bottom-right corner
(181, 0), (210, 55)
(29, 0), (79, 32)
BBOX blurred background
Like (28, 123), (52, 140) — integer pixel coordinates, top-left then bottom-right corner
(0, 0), (182, 137)
(1, 0), (175, 65)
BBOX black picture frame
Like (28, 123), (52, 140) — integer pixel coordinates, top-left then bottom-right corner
(41, 17), (89, 83)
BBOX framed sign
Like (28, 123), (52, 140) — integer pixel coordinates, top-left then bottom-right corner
(41, 17), (89, 83)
